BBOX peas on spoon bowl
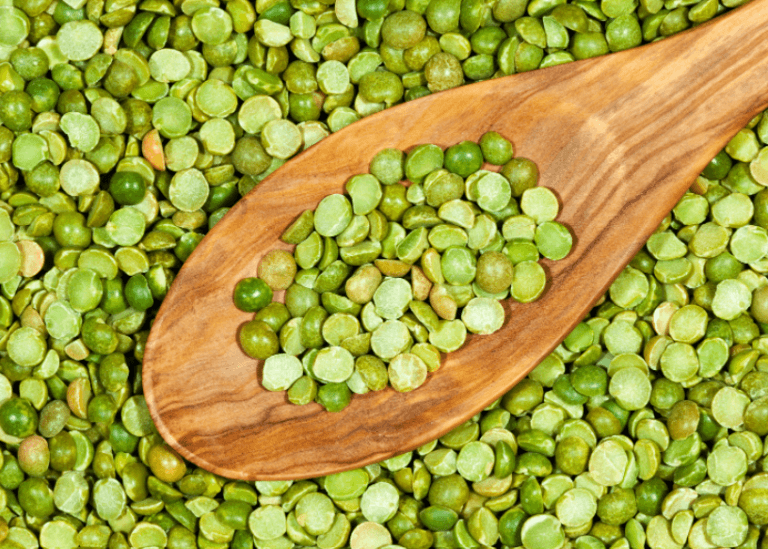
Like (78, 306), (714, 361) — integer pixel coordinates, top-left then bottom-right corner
(144, 0), (768, 480)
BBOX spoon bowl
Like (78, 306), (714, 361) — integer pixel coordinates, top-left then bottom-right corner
(144, 0), (768, 480)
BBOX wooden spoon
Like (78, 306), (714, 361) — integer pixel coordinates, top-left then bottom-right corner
(143, 0), (768, 480)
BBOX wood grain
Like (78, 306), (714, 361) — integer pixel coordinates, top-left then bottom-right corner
(143, 0), (768, 480)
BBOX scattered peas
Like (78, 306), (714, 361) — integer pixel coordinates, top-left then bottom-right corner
(2, 1), (768, 547)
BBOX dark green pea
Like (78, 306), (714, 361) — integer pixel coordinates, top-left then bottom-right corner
(109, 171), (147, 206)
(26, 162), (60, 197)
(419, 505), (459, 531)
(358, 0), (388, 20)
(479, 131), (513, 165)
(123, 11), (155, 47)
(147, 15), (171, 49)
(27, 77), (60, 114)
(29, 13), (58, 44)
(52, 0), (83, 23)
(103, 60), (140, 98)
(109, 421), (139, 453)
(688, 380), (723, 407)
(53, 212), (92, 248)
(316, 382), (351, 412)
(55, 89), (86, 115)
(125, 274), (154, 312)
(426, 0), (460, 35)
(730, 314), (759, 345)
(601, 399), (629, 429)
(586, 406), (622, 438)
(92, 449), (115, 479)
(428, 474), (469, 513)
(550, 4), (589, 31)
(169, 15), (198, 50)
(399, 528), (433, 549)
(553, 373), (589, 405)
(123, 98), (153, 138)
(285, 283), (320, 317)
(49, 431), (77, 472)
(87, 393), (117, 424)
(300, 305), (328, 349)
(739, 489), (768, 526)
(47, 376), (68, 402)
(501, 378), (543, 414)
(10, 47), (50, 80)
(606, 15), (642, 52)
(99, 355), (130, 394)
(501, 157), (538, 197)
(1, 357), (32, 382)
(570, 32), (609, 60)
(0, 90), (34, 131)
(177, 474), (206, 497)
(253, 302), (291, 334)
(18, 477), (54, 517)
(494, 440), (515, 478)
(444, 140), (483, 177)
(382, 10), (427, 49)
(122, 462), (150, 502)
(379, 183), (411, 221)
(0, 126), (12, 163)
(148, 443), (187, 483)
(470, 26), (507, 54)
(629, 248), (656, 274)
(175, 232), (205, 262)
(289, 92), (323, 122)
(204, 39), (239, 67)
(498, 507), (527, 547)
(753, 188), (768, 229)
(461, 0), (485, 32)
(82, 318), (119, 355)
(52, 65), (84, 92)
(744, 397), (768, 436)
(515, 42), (544, 72)
(232, 529), (254, 549)
(0, 397), (38, 438)
(101, 278), (128, 315)
(750, 285), (768, 323)
(634, 478), (668, 516)
(233, 277), (273, 312)
(673, 457), (707, 487)
(555, 436), (590, 475)
(650, 378), (685, 410)
(215, 500), (252, 530)
(597, 488), (637, 525)
(703, 150), (733, 180)
(210, 207), (230, 229)
(0, 454), (25, 490)
(232, 136), (272, 176)
(261, 0), (295, 24)
(239, 319), (279, 360)
(424, 52), (464, 91)
(659, 6), (689, 36)
(704, 252), (743, 282)
(406, 85), (432, 101)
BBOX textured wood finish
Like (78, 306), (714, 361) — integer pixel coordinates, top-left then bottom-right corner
(144, 0), (768, 480)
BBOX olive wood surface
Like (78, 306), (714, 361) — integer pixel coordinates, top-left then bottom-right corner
(144, 0), (768, 480)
